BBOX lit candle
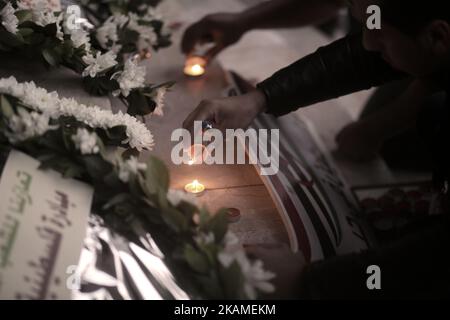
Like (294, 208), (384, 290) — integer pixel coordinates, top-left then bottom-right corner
(184, 56), (207, 76)
(185, 180), (206, 195)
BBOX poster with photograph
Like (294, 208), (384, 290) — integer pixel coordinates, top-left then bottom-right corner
(224, 71), (373, 262)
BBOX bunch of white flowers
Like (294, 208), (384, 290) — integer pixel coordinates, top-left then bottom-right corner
(82, 51), (118, 78)
(0, 76), (154, 151)
(71, 29), (91, 50)
(0, 2), (19, 34)
(118, 156), (147, 183)
(18, 0), (58, 27)
(127, 13), (158, 52)
(95, 15), (121, 53)
(95, 12), (159, 53)
(218, 232), (275, 299)
(72, 128), (100, 155)
(112, 57), (146, 97)
(5, 108), (58, 143)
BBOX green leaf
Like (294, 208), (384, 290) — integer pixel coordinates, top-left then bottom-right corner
(194, 275), (226, 299)
(202, 209), (228, 243)
(102, 193), (131, 210)
(43, 22), (57, 37)
(61, 40), (75, 60)
(198, 207), (211, 228)
(105, 125), (127, 142)
(157, 188), (169, 209)
(161, 207), (188, 232)
(62, 164), (84, 179)
(38, 155), (84, 178)
(176, 201), (197, 220)
(126, 91), (156, 116)
(184, 245), (210, 274)
(0, 28), (25, 47)
(42, 48), (60, 67)
(144, 156), (169, 195)
(15, 10), (33, 24)
(0, 95), (14, 118)
(82, 155), (113, 180)
(219, 261), (245, 299)
(18, 27), (34, 37)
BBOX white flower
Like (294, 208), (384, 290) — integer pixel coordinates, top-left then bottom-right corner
(111, 13), (129, 29)
(82, 51), (117, 78)
(96, 17), (119, 50)
(111, 57), (146, 97)
(143, 6), (164, 21)
(136, 26), (158, 52)
(127, 13), (158, 51)
(118, 156), (147, 183)
(19, 0), (58, 27)
(218, 232), (275, 299)
(1, 3), (19, 34)
(6, 108), (58, 143)
(72, 128), (100, 155)
(167, 189), (198, 207)
(153, 86), (167, 116)
(71, 29), (91, 50)
(0, 76), (154, 151)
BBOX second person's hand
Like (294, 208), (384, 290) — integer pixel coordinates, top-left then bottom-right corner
(183, 90), (267, 135)
(181, 13), (247, 59)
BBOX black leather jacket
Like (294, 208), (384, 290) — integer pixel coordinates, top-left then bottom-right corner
(257, 33), (449, 213)
(257, 33), (404, 116)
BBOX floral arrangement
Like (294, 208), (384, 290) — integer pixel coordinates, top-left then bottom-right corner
(0, 0), (173, 116)
(80, 0), (172, 53)
(0, 76), (275, 299)
(80, 0), (163, 24)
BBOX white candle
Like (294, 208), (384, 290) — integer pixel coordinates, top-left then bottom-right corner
(184, 180), (206, 195)
(184, 56), (206, 76)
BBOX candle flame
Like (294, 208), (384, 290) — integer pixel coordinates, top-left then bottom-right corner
(184, 56), (206, 76)
(185, 179), (205, 195)
(192, 64), (203, 73)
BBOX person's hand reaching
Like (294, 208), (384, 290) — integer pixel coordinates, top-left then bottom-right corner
(181, 13), (247, 59)
(183, 90), (267, 135)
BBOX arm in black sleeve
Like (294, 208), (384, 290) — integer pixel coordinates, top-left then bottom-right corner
(256, 33), (405, 117)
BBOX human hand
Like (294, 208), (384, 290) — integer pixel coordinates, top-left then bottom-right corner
(182, 90), (267, 135)
(181, 13), (247, 58)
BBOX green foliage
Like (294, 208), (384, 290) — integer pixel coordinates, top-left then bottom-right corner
(0, 90), (261, 299)
(0, 2), (173, 117)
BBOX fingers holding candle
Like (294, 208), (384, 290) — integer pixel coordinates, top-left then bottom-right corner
(186, 144), (208, 165)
